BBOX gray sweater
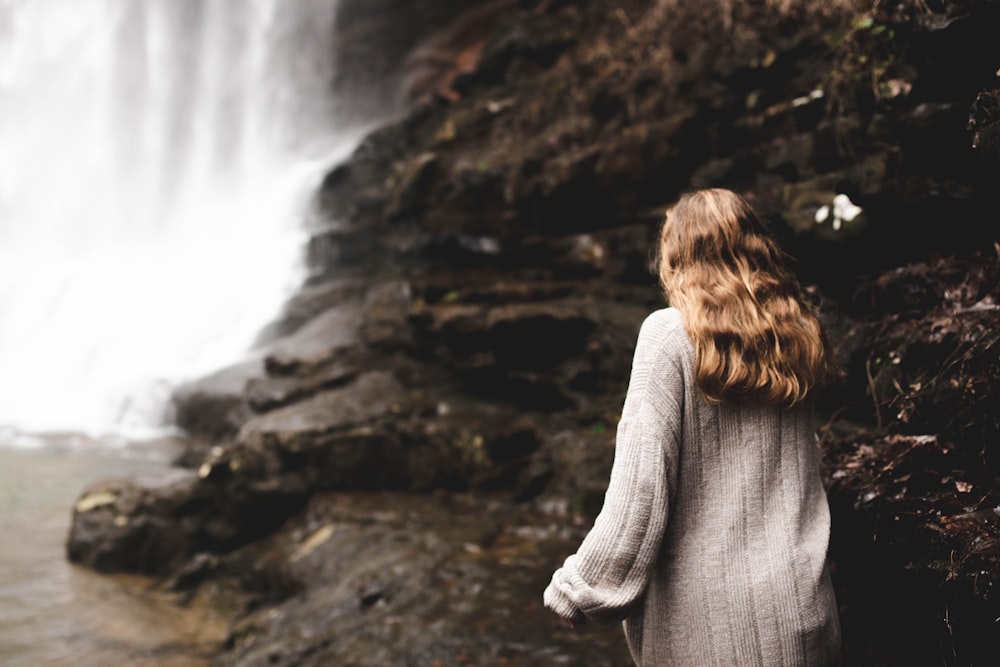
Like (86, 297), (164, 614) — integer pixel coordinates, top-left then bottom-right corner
(544, 307), (841, 666)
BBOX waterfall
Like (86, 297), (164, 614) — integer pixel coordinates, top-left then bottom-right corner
(0, 0), (358, 439)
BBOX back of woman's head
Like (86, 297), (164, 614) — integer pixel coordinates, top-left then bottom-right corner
(658, 188), (835, 406)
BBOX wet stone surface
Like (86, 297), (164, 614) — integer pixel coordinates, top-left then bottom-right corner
(212, 492), (633, 667)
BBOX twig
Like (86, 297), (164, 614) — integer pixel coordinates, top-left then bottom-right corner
(866, 355), (883, 430)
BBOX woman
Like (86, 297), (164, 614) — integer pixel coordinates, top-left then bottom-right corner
(544, 188), (842, 665)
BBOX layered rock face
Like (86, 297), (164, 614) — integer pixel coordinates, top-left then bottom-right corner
(67, 1), (1000, 664)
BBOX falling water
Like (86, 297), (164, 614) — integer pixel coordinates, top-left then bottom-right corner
(0, 0), (358, 438)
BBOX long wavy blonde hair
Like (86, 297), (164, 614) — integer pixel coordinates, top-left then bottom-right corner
(658, 188), (835, 406)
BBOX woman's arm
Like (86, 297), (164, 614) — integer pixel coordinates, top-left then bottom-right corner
(544, 310), (684, 625)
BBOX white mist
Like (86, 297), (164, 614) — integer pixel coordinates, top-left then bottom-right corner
(0, 0), (357, 438)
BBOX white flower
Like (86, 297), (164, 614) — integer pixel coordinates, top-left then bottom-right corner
(832, 193), (862, 222)
(814, 193), (862, 231)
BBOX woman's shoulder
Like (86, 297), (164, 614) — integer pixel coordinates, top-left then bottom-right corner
(636, 307), (691, 358)
(639, 307), (685, 339)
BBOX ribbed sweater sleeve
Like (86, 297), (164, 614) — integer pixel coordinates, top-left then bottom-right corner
(544, 310), (683, 625)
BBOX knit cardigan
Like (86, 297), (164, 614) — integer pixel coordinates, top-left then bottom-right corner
(544, 307), (841, 666)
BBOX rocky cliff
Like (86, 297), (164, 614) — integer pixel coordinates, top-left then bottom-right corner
(67, 1), (1000, 664)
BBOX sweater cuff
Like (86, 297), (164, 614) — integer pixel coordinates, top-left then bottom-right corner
(544, 571), (587, 624)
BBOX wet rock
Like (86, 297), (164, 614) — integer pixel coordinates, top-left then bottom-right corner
(408, 296), (609, 410)
(252, 278), (368, 345)
(211, 492), (634, 667)
(411, 298), (595, 367)
(235, 371), (416, 491)
(238, 371), (405, 448)
(386, 151), (441, 218)
(165, 552), (222, 593)
(67, 469), (199, 574)
(245, 359), (361, 413)
(171, 358), (263, 442)
(67, 448), (312, 576)
(302, 222), (377, 281)
(262, 303), (364, 376)
(360, 280), (416, 350)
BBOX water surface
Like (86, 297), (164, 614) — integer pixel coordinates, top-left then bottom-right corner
(0, 437), (230, 667)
